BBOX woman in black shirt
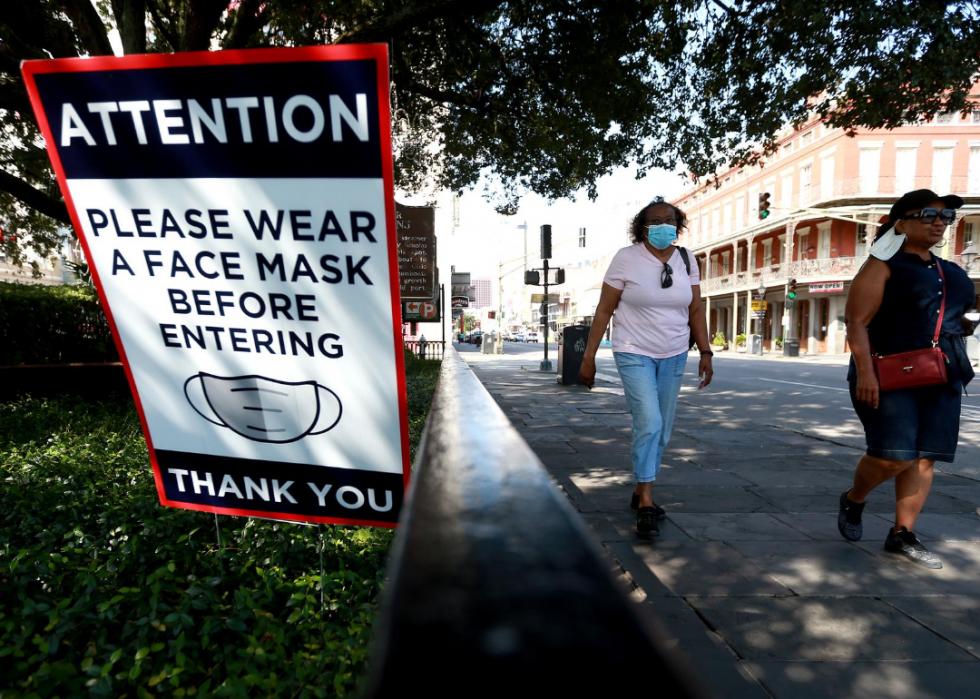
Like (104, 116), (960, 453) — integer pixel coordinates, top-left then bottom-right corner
(839, 189), (974, 569)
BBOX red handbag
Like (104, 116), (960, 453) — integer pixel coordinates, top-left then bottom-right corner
(872, 261), (949, 391)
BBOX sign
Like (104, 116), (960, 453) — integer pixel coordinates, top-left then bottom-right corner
(404, 299), (440, 322)
(395, 202), (436, 299)
(751, 300), (769, 311)
(531, 293), (560, 304)
(809, 281), (845, 294)
(22, 46), (409, 528)
(451, 296), (470, 308)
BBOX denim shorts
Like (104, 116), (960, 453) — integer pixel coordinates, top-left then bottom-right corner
(614, 351), (688, 482)
(848, 377), (962, 463)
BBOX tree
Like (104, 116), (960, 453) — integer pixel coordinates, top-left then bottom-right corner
(1, 0), (978, 269)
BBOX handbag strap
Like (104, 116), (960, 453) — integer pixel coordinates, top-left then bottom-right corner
(932, 257), (946, 346)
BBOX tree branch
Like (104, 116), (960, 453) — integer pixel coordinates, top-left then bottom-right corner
(222, 0), (269, 50)
(179, 0), (227, 52)
(0, 169), (70, 224)
(145, 0), (178, 51)
(335, 0), (503, 44)
(59, 0), (115, 56)
(110, 0), (146, 54)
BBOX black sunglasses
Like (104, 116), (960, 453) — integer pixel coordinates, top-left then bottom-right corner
(901, 208), (957, 226)
(661, 262), (673, 289)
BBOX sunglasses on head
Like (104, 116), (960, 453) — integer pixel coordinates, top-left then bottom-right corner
(661, 262), (673, 289)
(901, 208), (957, 226)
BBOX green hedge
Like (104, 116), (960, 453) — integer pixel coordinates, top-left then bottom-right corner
(0, 282), (117, 365)
(0, 359), (443, 697)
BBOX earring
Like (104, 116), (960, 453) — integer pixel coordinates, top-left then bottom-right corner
(935, 236), (949, 249)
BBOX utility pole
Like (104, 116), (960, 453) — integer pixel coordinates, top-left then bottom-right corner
(542, 257), (551, 370)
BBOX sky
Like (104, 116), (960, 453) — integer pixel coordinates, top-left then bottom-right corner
(400, 164), (690, 283)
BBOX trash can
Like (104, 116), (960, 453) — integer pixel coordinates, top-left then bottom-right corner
(748, 334), (763, 355)
(557, 324), (591, 385)
(783, 340), (800, 357)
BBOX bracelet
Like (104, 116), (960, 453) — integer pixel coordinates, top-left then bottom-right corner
(700, 350), (714, 357)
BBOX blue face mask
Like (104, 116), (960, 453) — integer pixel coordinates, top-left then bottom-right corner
(647, 224), (677, 250)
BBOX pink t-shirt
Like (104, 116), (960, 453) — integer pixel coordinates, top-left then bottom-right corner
(602, 243), (700, 358)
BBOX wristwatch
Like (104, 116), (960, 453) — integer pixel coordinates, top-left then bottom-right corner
(700, 350), (714, 357)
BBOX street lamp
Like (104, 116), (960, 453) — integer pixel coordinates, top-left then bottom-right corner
(961, 243), (977, 274)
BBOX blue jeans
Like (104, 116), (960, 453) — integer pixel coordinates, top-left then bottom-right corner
(614, 351), (688, 483)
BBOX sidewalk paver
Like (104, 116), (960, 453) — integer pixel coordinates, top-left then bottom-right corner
(458, 344), (980, 698)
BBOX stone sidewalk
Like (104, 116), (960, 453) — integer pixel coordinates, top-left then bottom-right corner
(459, 347), (980, 699)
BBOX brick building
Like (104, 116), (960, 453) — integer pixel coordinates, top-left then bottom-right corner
(674, 102), (980, 355)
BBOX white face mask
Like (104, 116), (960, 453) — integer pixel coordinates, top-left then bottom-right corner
(869, 230), (906, 261)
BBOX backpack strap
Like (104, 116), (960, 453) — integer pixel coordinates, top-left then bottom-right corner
(678, 246), (699, 278)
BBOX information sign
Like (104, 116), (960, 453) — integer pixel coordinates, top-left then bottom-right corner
(22, 46), (409, 528)
(809, 282), (845, 293)
(395, 203), (436, 299)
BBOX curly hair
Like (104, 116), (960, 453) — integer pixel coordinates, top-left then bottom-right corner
(628, 196), (689, 244)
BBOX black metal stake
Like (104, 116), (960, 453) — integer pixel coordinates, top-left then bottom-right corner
(213, 513), (224, 580)
(317, 523), (325, 614)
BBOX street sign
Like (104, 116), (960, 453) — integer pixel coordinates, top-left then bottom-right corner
(22, 46), (409, 528)
(751, 312), (766, 319)
(810, 281), (845, 293)
(451, 296), (470, 308)
(751, 300), (769, 311)
(531, 293), (560, 304)
(404, 299), (440, 322)
(395, 202), (437, 299)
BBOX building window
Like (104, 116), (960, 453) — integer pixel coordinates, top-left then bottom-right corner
(820, 156), (835, 199)
(723, 202), (732, 236)
(936, 111), (955, 124)
(800, 165), (812, 205)
(969, 147), (980, 194)
(721, 251), (730, 275)
(973, 110), (980, 124)
(895, 147), (917, 193)
(578, 227), (586, 247)
(963, 218), (979, 250)
(856, 220), (869, 258)
(932, 147), (954, 194)
(801, 130), (813, 147)
(817, 223), (831, 259)
(782, 174), (794, 209)
(734, 197), (745, 232)
(859, 147), (881, 194)
(763, 239), (773, 267)
(799, 231), (810, 259)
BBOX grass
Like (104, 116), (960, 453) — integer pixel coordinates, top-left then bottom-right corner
(0, 354), (442, 698)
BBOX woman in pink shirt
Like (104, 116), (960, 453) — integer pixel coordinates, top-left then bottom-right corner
(579, 197), (713, 537)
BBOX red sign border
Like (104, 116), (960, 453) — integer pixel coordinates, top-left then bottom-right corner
(21, 45), (409, 529)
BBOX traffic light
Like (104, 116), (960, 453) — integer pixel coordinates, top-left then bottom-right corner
(554, 268), (565, 284)
(539, 304), (547, 315)
(540, 224), (552, 259)
(787, 278), (797, 299)
(524, 270), (540, 285)
(487, 311), (496, 319)
(758, 192), (771, 219)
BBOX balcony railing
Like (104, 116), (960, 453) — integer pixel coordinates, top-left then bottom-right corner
(701, 254), (975, 295)
(690, 176), (978, 243)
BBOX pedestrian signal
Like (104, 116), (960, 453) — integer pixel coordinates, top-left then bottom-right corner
(759, 192), (771, 219)
(787, 278), (797, 299)
(540, 224), (552, 260)
(488, 311), (496, 319)
(554, 268), (565, 284)
(525, 270), (540, 285)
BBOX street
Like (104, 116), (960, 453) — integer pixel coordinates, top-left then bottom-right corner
(462, 341), (980, 479)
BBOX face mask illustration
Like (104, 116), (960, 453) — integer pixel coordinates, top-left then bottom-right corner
(184, 373), (342, 444)
(647, 224), (677, 250)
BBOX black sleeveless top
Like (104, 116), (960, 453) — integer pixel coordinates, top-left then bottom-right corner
(863, 252), (975, 386)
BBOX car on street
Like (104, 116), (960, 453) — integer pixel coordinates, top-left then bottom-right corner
(525, 331), (540, 343)
(515, 333), (525, 343)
